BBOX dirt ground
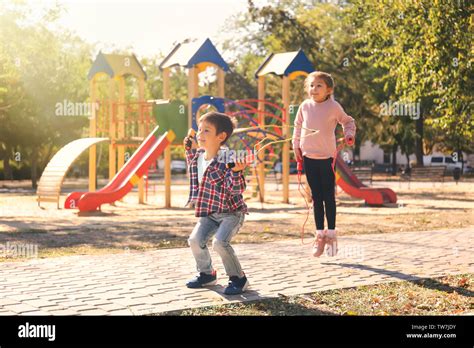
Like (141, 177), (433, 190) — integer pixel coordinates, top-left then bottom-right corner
(0, 177), (473, 261)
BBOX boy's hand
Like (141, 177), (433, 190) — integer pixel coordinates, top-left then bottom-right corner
(183, 136), (196, 150)
(231, 162), (247, 172)
(184, 128), (197, 150)
(294, 148), (303, 162)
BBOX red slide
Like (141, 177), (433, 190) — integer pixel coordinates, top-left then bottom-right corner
(65, 126), (175, 212)
(335, 156), (397, 206)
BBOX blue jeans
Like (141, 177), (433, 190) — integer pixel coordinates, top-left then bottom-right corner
(188, 211), (245, 277)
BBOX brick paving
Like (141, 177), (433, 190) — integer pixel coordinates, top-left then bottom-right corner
(0, 227), (472, 315)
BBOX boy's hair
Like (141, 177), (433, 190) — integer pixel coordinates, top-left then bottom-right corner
(305, 71), (335, 92)
(198, 112), (237, 144)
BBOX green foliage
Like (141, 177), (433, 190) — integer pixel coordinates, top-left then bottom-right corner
(350, 0), (473, 156)
(223, 1), (386, 148)
(0, 2), (93, 186)
(222, 0), (472, 167)
(1, 0), (471, 185)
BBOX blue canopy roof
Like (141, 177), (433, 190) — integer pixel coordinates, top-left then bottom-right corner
(88, 52), (147, 80)
(159, 38), (229, 72)
(255, 50), (313, 79)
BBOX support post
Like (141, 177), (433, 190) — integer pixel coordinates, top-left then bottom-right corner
(89, 78), (97, 192)
(187, 67), (199, 129)
(108, 78), (116, 182)
(163, 68), (172, 208)
(282, 76), (290, 203)
(217, 67), (225, 98)
(138, 77), (145, 204)
(257, 76), (266, 202)
(117, 77), (126, 172)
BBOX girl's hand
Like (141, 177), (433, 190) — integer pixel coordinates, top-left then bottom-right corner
(294, 148), (303, 162)
(231, 162), (247, 172)
(345, 136), (355, 147)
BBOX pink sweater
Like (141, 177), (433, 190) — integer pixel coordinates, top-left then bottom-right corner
(292, 98), (356, 159)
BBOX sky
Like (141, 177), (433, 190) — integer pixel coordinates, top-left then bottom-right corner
(27, 0), (253, 59)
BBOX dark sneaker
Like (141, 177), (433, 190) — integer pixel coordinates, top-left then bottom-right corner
(224, 275), (249, 295)
(186, 271), (217, 288)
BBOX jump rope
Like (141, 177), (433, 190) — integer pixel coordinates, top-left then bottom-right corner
(185, 127), (349, 245)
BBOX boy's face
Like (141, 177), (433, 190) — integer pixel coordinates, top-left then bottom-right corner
(308, 77), (333, 103)
(197, 120), (226, 150)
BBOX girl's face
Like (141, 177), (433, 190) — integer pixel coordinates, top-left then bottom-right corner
(308, 77), (333, 103)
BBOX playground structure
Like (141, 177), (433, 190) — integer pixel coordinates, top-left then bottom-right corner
(335, 156), (397, 205)
(159, 38), (227, 207)
(64, 126), (175, 212)
(255, 50), (314, 203)
(86, 52), (150, 201)
(38, 52), (176, 211)
(37, 38), (397, 212)
(159, 43), (315, 203)
(191, 95), (287, 202)
(159, 38), (228, 130)
(37, 137), (108, 208)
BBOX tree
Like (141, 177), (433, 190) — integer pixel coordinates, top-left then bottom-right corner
(223, 0), (385, 161)
(0, 2), (92, 187)
(349, 0), (473, 165)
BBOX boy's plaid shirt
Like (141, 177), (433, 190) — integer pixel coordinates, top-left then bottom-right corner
(185, 148), (248, 217)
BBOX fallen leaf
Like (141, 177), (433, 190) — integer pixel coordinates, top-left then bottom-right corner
(457, 277), (469, 288)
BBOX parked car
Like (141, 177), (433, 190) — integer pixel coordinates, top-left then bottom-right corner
(427, 156), (467, 173)
(464, 166), (474, 175)
(171, 160), (187, 174)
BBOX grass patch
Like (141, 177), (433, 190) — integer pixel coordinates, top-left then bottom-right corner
(161, 274), (473, 316)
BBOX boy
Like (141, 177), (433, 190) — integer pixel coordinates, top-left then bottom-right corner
(184, 112), (249, 295)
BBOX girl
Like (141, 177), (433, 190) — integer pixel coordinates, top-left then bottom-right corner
(292, 71), (356, 257)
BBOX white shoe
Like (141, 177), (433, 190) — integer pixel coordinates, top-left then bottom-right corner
(312, 230), (326, 257)
(325, 229), (338, 257)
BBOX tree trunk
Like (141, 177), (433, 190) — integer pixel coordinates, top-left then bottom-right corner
(415, 114), (424, 166)
(31, 147), (38, 189)
(40, 143), (55, 174)
(456, 139), (463, 173)
(2, 144), (13, 180)
(391, 143), (398, 175)
(458, 149), (464, 173)
(354, 137), (360, 159)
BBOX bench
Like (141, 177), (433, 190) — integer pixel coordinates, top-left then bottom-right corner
(352, 166), (373, 185)
(399, 165), (446, 188)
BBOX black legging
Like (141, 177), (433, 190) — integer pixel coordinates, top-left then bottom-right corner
(303, 156), (336, 230)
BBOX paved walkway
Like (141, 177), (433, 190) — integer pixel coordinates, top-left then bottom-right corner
(0, 228), (472, 315)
